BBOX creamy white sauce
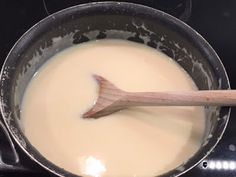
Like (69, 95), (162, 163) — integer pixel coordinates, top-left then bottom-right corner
(21, 39), (205, 177)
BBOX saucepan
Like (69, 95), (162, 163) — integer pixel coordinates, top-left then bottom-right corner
(0, 2), (230, 177)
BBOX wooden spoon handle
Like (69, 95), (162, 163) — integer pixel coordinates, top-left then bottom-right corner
(83, 76), (236, 118)
(123, 90), (236, 106)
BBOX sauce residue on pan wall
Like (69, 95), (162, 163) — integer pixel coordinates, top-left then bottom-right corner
(21, 39), (205, 177)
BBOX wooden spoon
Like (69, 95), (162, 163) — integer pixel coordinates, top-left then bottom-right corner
(83, 75), (236, 118)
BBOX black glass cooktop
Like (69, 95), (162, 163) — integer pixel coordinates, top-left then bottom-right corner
(0, 0), (236, 177)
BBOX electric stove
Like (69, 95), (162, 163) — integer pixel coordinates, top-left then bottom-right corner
(0, 0), (236, 177)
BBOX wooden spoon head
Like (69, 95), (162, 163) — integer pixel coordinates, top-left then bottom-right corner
(82, 75), (125, 118)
